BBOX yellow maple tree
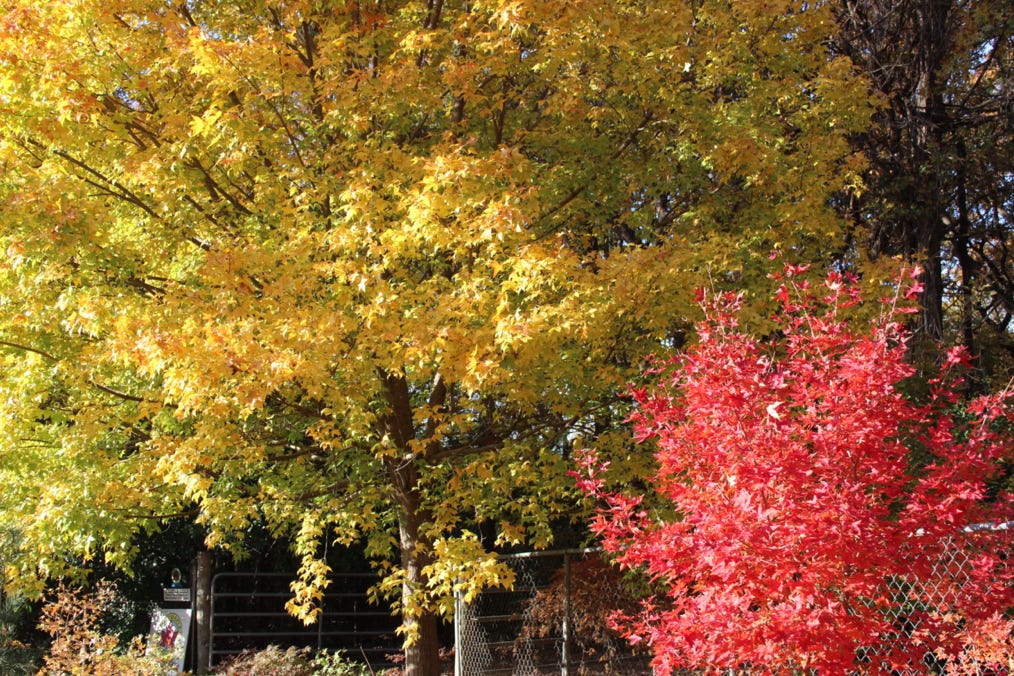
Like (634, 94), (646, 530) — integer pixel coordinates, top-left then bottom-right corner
(0, 0), (873, 671)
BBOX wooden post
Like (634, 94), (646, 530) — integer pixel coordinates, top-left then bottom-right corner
(193, 551), (212, 674)
(561, 553), (570, 676)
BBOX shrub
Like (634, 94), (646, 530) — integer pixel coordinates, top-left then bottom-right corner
(517, 556), (648, 673)
(212, 645), (314, 676)
(0, 589), (40, 675)
(312, 649), (375, 676)
(36, 581), (175, 675)
(212, 646), (378, 676)
(577, 267), (1014, 674)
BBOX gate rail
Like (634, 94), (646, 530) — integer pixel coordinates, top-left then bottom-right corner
(209, 572), (399, 668)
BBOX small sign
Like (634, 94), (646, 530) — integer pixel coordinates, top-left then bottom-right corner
(149, 607), (191, 674)
(163, 587), (191, 603)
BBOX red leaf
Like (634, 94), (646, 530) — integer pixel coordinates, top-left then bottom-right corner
(577, 272), (1014, 674)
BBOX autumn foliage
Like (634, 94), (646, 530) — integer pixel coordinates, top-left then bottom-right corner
(577, 269), (1014, 674)
(518, 556), (649, 672)
(37, 582), (175, 676)
(0, 5), (877, 673)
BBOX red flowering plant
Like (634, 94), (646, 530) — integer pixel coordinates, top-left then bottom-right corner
(575, 267), (1014, 674)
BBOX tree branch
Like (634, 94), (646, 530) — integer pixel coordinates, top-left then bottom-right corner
(0, 340), (59, 362)
(422, 373), (447, 443)
(188, 158), (254, 216)
(119, 508), (201, 521)
(379, 368), (415, 453)
(47, 146), (163, 222)
(86, 378), (155, 404)
(535, 110), (654, 229)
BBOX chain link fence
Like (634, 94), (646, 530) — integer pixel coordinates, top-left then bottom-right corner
(454, 548), (652, 675)
(856, 526), (1012, 675)
(455, 529), (1012, 675)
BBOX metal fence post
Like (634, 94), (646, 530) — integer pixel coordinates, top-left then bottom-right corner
(454, 583), (462, 676)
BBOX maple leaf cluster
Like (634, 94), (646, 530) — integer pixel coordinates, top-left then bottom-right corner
(577, 268), (1014, 674)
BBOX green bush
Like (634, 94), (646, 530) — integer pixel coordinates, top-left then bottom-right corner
(0, 627), (39, 676)
(0, 593), (39, 675)
(311, 650), (374, 676)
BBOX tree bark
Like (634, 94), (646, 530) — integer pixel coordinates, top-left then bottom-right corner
(919, 233), (945, 341)
(394, 479), (442, 676)
(380, 370), (443, 675)
(193, 550), (213, 674)
(952, 139), (979, 366)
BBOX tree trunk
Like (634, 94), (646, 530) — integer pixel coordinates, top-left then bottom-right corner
(833, 0), (957, 342)
(913, 0), (951, 343)
(193, 550), (213, 674)
(953, 140), (978, 364)
(919, 233), (945, 342)
(379, 369), (443, 675)
(397, 507), (442, 676)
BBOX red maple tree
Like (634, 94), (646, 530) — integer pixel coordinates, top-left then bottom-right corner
(577, 268), (1014, 674)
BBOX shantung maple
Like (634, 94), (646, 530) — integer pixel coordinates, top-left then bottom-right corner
(577, 269), (1014, 674)
(0, 0), (873, 671)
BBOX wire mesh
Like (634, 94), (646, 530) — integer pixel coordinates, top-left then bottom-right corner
(855, 533), (1009, 676)
(456, 534), (1011, 676)
(455, 549), (652, 675)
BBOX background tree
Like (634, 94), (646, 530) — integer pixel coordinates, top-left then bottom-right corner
(834, 0), (1014, 376)
(0, 1), (873, 671)
(577, 269), (1014, 674)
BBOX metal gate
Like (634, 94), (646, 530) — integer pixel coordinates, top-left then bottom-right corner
(209, 571), (399, 668)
